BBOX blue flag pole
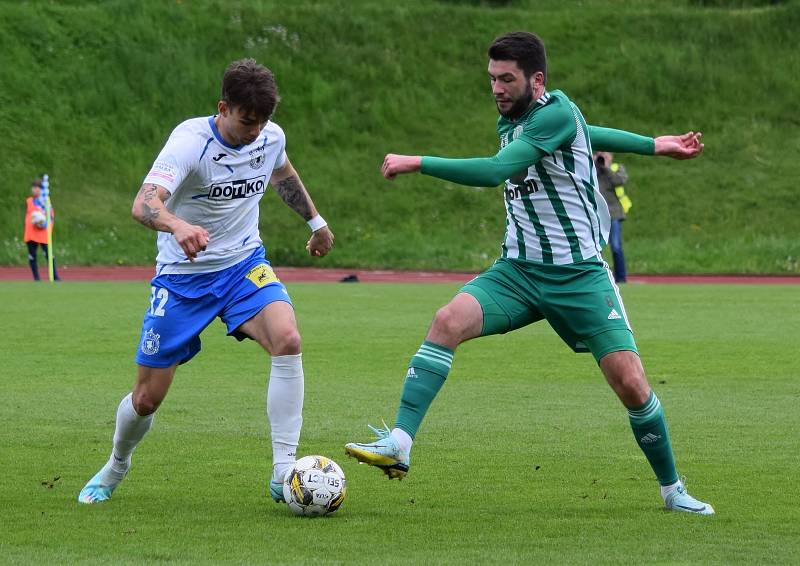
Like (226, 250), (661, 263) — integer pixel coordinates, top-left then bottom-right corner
(41, 174), (55, 282)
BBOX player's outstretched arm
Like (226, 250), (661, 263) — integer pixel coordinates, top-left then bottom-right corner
(589, 126), (704, 160)
(270, 158), (334, 258)
(382, 140), (546, 188)
(131, 183), (209, 261)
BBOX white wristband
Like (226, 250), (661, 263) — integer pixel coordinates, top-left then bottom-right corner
(307, 215), (327, 232)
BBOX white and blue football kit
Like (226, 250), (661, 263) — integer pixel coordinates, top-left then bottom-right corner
(135, 116), (293, 368)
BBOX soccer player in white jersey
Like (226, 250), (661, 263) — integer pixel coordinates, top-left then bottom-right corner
(346, 32), (714, 515)
(78, 59), (334, 505)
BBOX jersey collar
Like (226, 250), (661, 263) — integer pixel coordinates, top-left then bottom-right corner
(208, 116), (244, 150)
(524, 90), (551, 118)
(534, 90), (551, 109)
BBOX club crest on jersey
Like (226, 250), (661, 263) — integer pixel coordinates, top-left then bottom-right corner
(249, 146), (266, 170)
(141, 328), (160, 355)
(206, 175), (267, 200)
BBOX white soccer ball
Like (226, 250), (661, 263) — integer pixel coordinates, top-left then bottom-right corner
(31, 210), (47, 228)
(282, 455), (347, 517)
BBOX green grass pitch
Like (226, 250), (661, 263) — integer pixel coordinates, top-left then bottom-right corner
(2, 281), (798, 564)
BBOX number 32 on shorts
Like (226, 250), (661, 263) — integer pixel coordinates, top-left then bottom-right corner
(149, 286), (169, 316)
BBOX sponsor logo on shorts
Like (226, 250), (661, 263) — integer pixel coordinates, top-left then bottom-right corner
(608, 309), (622, 320)
(246, 264), (279, 288)
(206, 175), (267, 200)
(141, 328), (161, 355)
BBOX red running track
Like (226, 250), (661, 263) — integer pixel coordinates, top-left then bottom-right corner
(0, 266), (799, 284)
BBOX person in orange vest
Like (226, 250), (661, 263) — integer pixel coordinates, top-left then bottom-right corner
(594, 151), (631, 283)
(24, 179), (60, 281)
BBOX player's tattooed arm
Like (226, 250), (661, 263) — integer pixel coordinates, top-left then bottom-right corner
(271, 158), (318, 221)
(135, 184), (164, 228)
(132, 184), (171, 230)
(271, 157), (334, 257)
(274, 175), (315, 220)
(131, 183), (209, 261)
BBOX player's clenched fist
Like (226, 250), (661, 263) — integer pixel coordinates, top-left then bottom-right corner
(381, 154), (423, 179)
(173, 222), (209, 261)
(306, 226), (334, 257)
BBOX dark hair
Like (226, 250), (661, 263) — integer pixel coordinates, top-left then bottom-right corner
(221, 58), (280, 120)
(31, 179), (42, 187)
(488, 32), (547, 82)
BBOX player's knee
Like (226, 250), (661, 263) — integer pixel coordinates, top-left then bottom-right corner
(600, 351), (649, 404)
(132, 391), (162, 416)
(613, 371), (649, 405)
(268, 328), (301, 356)
(431, 306), (468, 341)
(616, 371), (645, 392)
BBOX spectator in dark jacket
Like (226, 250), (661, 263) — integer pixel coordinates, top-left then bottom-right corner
(594, 151), (630, 282)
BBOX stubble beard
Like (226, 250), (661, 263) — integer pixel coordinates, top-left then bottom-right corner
(497, 82), (534, 121)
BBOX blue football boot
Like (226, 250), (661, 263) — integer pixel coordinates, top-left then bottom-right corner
(78, 464), (126, 504)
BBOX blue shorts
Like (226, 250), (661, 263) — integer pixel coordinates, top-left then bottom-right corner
(135, 247), (292, 368)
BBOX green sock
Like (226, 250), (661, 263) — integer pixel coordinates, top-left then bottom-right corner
(628, 392), (679, 486)
(394, 341), (453, 439)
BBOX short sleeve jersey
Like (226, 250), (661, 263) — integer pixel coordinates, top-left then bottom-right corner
(143, 116), (287, 274)
(497, 90), (610, 265)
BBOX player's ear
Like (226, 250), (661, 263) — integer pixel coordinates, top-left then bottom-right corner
(218, 100), (228, 116)
(530, 71), (545, 91)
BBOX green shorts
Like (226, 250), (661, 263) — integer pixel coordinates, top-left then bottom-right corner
(460, 257), (637, 362)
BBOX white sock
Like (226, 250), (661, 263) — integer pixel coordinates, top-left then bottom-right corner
(391, 428), (413, 453)
(101, 393), (154, 484)
(660, 479), (682, 500)
(267, 354), (304, 479)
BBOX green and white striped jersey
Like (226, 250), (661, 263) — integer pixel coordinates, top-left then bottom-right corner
(497, 90), (609, 265)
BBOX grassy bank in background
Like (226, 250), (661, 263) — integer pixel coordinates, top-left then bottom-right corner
(1, 0), (798, 272)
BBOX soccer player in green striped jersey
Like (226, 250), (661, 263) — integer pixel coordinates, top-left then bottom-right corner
(346, 32), (713, 515)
